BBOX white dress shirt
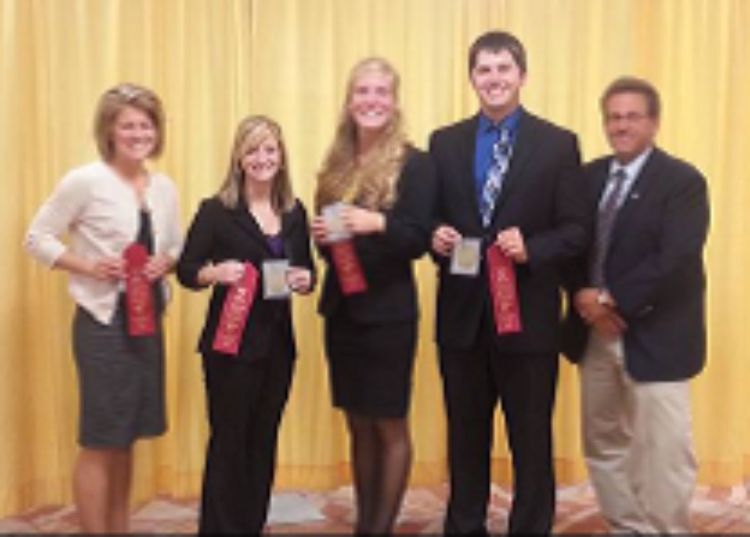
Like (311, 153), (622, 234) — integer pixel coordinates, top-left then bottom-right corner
(25, 161), (182, 324)
(600, 146), (653, 210)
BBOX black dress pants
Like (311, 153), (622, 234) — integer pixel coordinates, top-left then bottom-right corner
(439, 317), (559, 535)
(198, 347), (294, 535)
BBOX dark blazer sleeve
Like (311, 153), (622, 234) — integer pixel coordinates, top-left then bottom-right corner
(525, 132), (591, 268)
(426, 129), (458, 270)
(560, 156), (602, 297)
(610, 165), (709, 318)
(316, 148), (433, 322)
(286, 200), (317, 293)
(359, 149), (435, 262)
(176, 198), (216, 290)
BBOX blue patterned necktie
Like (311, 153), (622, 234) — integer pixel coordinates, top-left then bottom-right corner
(590, 167), (628, 287)
(480, 128), (512, 227)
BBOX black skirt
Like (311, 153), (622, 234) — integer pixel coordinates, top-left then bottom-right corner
(324, 315), (417, 418)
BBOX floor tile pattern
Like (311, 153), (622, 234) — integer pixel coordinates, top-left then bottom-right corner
(1, 483), (749, 533)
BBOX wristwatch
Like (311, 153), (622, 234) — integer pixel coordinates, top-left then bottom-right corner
(596, 289), (612, 306)
(596, 290), (612, 306)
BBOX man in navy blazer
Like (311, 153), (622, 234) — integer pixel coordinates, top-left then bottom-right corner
(429, 31), (589, 535)
(563, 77), (709, 533)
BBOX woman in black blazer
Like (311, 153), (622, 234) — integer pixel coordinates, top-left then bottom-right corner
(311, 57), (434, 535)
(177, 115), (314, 535)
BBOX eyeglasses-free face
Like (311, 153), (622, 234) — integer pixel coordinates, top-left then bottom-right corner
(240, 135), (282, 186)
(109, 105), (158, 165)
(347, 70), (396, 135)
(470, 49), (526, 121)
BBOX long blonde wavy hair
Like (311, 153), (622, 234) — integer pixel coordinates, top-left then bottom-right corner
(315, 57), (408, 212)
(216, 115), (295, 213)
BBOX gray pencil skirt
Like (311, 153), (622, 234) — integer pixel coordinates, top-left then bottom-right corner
(72, 302), (166, 448)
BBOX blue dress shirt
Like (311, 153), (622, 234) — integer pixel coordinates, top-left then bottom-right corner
(474, 107), (523, 209)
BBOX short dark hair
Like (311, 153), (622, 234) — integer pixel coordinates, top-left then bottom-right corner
(468, 31), (527, 74)
(600, 76), (661, 118)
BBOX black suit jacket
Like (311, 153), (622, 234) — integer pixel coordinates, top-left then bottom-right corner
(177, 196), (315, 362)
(317, 148), (435, 323)
(562, 147), (709, 381)
(429, 110), (589, 352)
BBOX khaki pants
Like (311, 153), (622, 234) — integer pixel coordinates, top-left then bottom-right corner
(581, 331), (697, 534)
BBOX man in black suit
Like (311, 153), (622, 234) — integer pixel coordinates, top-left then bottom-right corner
(563, 77), (709, 533)
(429, 31), (589, 534)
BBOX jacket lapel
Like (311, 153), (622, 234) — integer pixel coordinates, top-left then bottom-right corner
(491, 111), (537, 218)
(279, 203), (299, 259)
(607, 148), (663, 250)
(231, 200), (272, 253)
(454, 115), (483, 230)
(592, 160), (610, 202)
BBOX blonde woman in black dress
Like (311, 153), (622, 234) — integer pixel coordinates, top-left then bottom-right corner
(312, 57), (434, 535)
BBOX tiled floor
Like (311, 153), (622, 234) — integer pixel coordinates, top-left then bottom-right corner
(1, 483), (749, 533)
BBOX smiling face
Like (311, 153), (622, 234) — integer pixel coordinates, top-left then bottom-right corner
(109, 105), (157, 164)
(470, 49), (526, 121)
(603, 92), (659, 164)
(347, 69), (396, 136)
(240, 134), (282, 186)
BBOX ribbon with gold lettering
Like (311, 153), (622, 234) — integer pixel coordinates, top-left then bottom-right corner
(330, 241), (368, 295)
(486, 244), (522, 334)
(123, 243), (156, 336)
(212, 262), (259, 355)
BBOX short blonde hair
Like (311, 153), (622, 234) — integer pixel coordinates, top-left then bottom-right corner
(216, 115), (295, 213)
(93, 83), (165, 161)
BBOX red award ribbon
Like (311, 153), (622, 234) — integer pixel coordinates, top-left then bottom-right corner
(486, 244), (522, 335)
(330, 240), (368, 295)
(123, 243), (156, 336)
(212, 262), (259, 356)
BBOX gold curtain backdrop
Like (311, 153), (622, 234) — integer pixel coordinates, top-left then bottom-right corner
(1, 0), (748, 517)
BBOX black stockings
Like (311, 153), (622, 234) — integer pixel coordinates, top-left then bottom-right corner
(346, 412), (412, 535)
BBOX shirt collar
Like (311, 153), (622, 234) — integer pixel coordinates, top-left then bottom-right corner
(610, 146), (653, 180)
(479, 106), (524, 135)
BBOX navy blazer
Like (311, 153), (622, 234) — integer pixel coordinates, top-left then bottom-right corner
(317, 148), (435, 323)
(562, 147), (709, 381)
(177, 197), (315, 362)
(429, 111), (589, 352)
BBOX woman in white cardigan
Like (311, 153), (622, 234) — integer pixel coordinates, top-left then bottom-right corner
(25, 83), (181, 533)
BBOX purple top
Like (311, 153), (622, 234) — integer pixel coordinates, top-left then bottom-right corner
(267, 233), (284, 257)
